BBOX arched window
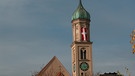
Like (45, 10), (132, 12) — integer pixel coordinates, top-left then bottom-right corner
(80, 48), (86, 59)
(56, 72), (64, 76)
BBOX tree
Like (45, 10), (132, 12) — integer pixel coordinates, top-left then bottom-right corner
(130, 29), (135, 54)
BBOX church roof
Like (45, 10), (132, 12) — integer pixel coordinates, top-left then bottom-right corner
(71, 0), (90, 21)
(36, 56), (70, 76)
(99, 72), (123, 76)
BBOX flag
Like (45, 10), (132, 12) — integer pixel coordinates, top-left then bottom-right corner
(81, 27), (87, 41)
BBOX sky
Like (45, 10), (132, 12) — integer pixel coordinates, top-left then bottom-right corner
(0, 0), (135, 76)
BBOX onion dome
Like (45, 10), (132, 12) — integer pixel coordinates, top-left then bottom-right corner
(71, 0), (90, 21)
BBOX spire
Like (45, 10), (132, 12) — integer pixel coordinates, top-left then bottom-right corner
(71, 0), (90, 21)
(79, 0), (82, 6)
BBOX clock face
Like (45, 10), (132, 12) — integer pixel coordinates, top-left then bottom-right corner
(80, 62), (89, 71)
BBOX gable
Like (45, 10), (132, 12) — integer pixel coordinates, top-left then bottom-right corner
(36, 56), (70, 76)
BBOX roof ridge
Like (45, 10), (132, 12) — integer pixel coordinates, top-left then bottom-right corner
(37, 56), (57, 76)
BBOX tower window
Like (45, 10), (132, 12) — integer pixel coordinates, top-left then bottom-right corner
(81, 73), (83, 76)
(80, 48), (86, 59)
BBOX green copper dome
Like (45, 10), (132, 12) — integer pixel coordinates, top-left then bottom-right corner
(72, 0), (90, 21)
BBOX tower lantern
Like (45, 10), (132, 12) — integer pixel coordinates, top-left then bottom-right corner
(71, 0), (93, 76)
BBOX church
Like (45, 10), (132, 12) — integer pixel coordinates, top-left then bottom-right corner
(34, 0), (122, 76)
(35, 0), (92, 76)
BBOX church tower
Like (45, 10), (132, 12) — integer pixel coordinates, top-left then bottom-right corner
(71, 0), (93, 76)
